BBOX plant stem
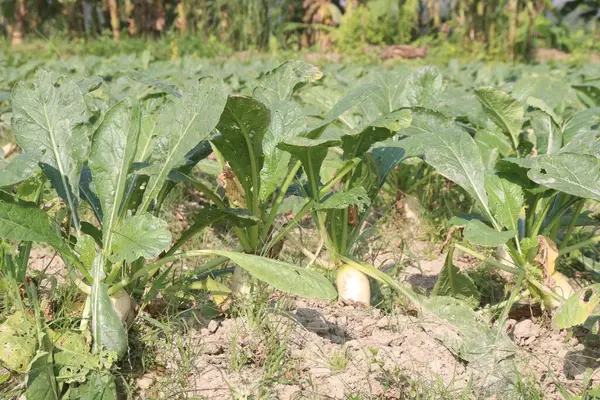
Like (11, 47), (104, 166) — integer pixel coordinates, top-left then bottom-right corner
(559, 198), (586, 251)
(494, 268), (525, 342)
(558, 235), (600, 257)
(241, 123), (261, 250)
(340, 208), (349, 256)
(480, 289), (530, 316)
(108, 253), (230, 295)
(263, 161), (301, 238)
(530, 192), (559, 238)
(263, 159), (358, 254)
(454, 243), (520, 274)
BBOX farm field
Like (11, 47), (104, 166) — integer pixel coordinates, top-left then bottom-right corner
(0, 53), (600, 400)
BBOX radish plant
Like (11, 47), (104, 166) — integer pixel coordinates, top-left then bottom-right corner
(402, 83), (600, 317)
(0, 68), (337, 397)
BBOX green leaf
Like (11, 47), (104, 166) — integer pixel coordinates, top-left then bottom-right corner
(402, 66), (444, 109)
(474, 129), (513, 158)
(464, 219), (516, 247)
(370, 145), (407, 188)
(136, 95), (168, 164)
(485, 175), (524, 231)
(401, 107), (454, 137)
(341, 109), (411, 158)
(259, 101), (306, 200)
(432, 248), (481, 308)
(109, 213), (171, 264)
(553, 284), (600, 329)
(530, 110), (562, 155)
(200, 250), (337, 300)
(89, 99), (141, 256)
(308, 83), (381, 137)
(127, 70), (182, 98)
(253, 60), (321, 105)
(277, 137), (342, 196)
(213, 95), (271, 196)
(474, 87), (524, 148)
(422, 128), (489, 211)
(69, 371), (117, 400)
(90, 255), (128, 358)
(0, 194), (65, 249)
(11, 70), (89, 225)
(140, 77), (229, 211)
(573, 84), (600, 107)
(75, 234), (97, 270)
(562, 107), (600, 144)
(527, 153), (600, 201)
(79, 166), (103, 223)
(526, 96), (562, 125)
(318, 186), (371, 212)
(0, 152), (41, 187)
(0, 312), (37, 373)
(559, 129), (600, 157)
(420, 296), (517, 389)
(26, 351), (59, 400)
(170, 207), (259, 254)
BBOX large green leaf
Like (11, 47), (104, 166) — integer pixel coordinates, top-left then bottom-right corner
(308, 83), (381, 137)
(422, 128), (489, 211)
(140, 77), (229, 211)
(0, 152), (41, 187)
(89, 99), (141, 256)
(420, 296), (517, 392)
(559, 129), (600, 157)
(474, 87), (524, 148)
(26, 351), (59, 400)
(135, 95), (168, 164)
(109, 213), (171, 264)
(485, 175), (524, 231)
(402, 66), (444, 109)
(277, 137), (342, 196)
(341, 109), (411, 159)
(68, 371), (117, 400)
(464, 219), (516, 247)
(530, 110), (562, 155)
(200, 250), (337, 300)
(0, 194), (65, 248)
(527, 153), (600, 201)
(90, 255), (128, 358)
(0, 312), (37, 373)
(253, 60), (321, 105)
(11, 71), (89, 225)
(259, 101), (305, 200)
(432, 248), (480, 308)
(526, 96), (562, 125)
(370, 145), (407, 188)
(562, 107), (600, 144)
(213, 95), (271, 196)
(401, 107), (454, 137)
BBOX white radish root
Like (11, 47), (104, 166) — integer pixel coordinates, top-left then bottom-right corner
(336, 264), (370, 306)
(110, 289), (136, 328)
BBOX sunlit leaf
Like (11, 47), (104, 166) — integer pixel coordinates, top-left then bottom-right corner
(475, 87), (524, 148)
(109, 213), (171, 264)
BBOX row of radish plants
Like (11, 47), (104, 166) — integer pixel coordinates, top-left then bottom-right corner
(0, 60), (599, 398)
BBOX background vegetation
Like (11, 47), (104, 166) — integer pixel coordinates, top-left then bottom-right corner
(1, 0), (599, 62)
